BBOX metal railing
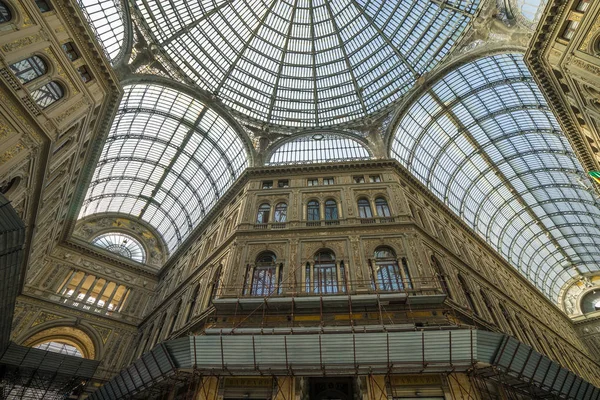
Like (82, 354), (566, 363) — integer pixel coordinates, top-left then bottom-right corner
(244, 216), (400, 231)
(218, 277), (443, 299)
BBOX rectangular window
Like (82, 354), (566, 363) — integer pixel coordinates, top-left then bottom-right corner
(262, 180), (273, 189)
(323, 177), (334, 185)
(576, 0), (590, 11)
(307, 178), (318, 186)
(77, 66), (93, 83)
(562, 20), (580, 40)
(353, 176), (365, 183)
(277, 179), (289, 188)
(61, 42), (80, 61)
(369, 175), (381, 183)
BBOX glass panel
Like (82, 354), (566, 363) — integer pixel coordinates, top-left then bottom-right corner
(10, 56), (47, 84)
(358, 198), (372, 218)
(31, 81), (63, 108)
(391, 53), (600, 300)
(325, 200), (338, 221)
(274, 202), (287, 223)
(91, 232), (146, 262)
(375, 197), (391, 217)
(268, 134), (371, 164)
(33, 342), (83, 357)
(77, 0), (125, 62)
(135, 0), (481, 126)
(256, 203), (270, 223)
(79, 84), (249, 253)
(307, 200), (320, 221)
(0, 1), (11, 23)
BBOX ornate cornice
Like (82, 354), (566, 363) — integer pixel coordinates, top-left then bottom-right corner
(525, 0), (598, 173)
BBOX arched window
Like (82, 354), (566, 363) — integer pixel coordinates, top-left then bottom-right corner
(185, 285), (200, 324)
(274, 202), (287, 223)
(151, 314), (167, 348)
(375, 197), (391, 217)
(31, 81), (64, 108)
(249, 252), (280, 296)
(358, 198), (373, 219)
(371, 247), (402, 291)
(10, 56), (47, 84)
(307, 200), (320, 221)
(33, 341), (83, 357)
(0, 1), (12, 23)
(208, 266), (222, 304)
(479, 289), (500, 327)
(0, 177), (20, 196)
(256, 203), (270, 224)
(457, 274), (478, 315)
(324, 199), (338, 222)
(306, 251), (345, 294)
(166, 300), (182, 337)
(431, 255), (451, 298)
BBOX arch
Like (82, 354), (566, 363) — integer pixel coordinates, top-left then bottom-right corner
(431, 254), (451, 298)
(31, 81), (64, 108)
(274, 202), (287, 223)
(457, 274), (478, 315)
(248, 251), (280, 296)
(324, 199), (338, 222)
(357, 198), (373, 219)
(266, 133), (373, 165)
(256, 203), (270, 224)
(21, 325), (97, 359)
(580, 290), (600, 314)
(0, 176), (20, 197)
(91, 231), (146, 262)
(307, 200), (320, 221)
(390, 53), (600, 301)
(166, 299), (183, 337)
(79, 83), (251, 253)
(306, 250), (343, 294)
(371, 247), (402, 291)
(9, 55), (47, 83)
(185, 284), (201, 324)
(375, 197), (391, 217)
(0, 1), (12, 23)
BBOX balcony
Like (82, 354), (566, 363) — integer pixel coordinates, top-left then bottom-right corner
(213, 277), (445, 313)
(243, 216), (400, 231)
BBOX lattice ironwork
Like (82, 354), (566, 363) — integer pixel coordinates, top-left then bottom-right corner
(134, 0), (481, 127)
(391, 53), (600, 300)
(79, 84), (249, 252)
(267, 133), (372, 165)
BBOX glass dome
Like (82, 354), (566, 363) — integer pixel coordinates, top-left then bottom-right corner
(136, 0), (481, 127)
(91, 232), (146, 262)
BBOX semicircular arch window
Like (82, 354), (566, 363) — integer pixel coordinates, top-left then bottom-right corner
(79, 84), (249, 253)
(135, 0), (481, 127)
(33, 341), (84, 357)
(77, 0), (126, 63)
(267, 134), (371, 165)
(91, 232), (146, 262)
(391, 53), (600, 301)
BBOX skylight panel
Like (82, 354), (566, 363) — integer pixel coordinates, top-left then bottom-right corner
(80, 84), (249, 254)
(391, 53), (600, 300)
(135, 0), (480, 127)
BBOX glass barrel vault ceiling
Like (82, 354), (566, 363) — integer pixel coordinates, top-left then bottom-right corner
(78, 0), (125, 63)
(391, 53), (600, 300)
(135, 0), (481, 127)
(80, 84), (249, 253)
